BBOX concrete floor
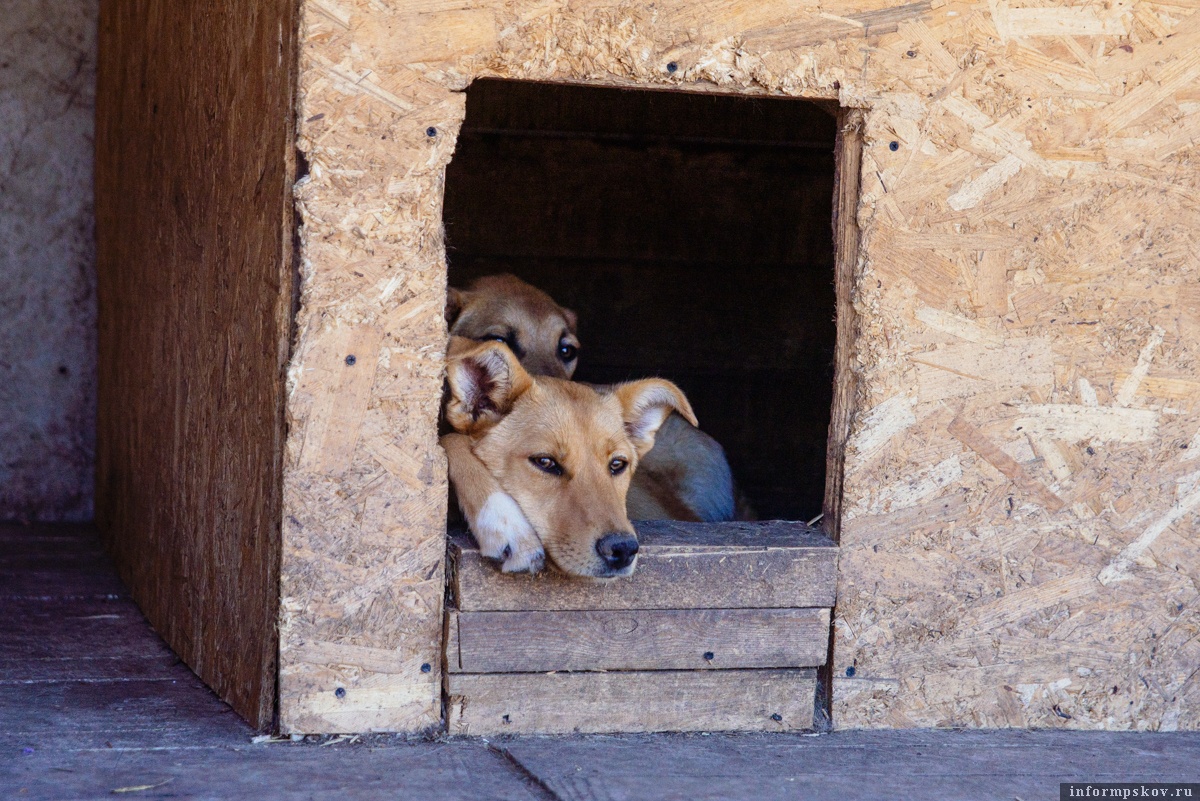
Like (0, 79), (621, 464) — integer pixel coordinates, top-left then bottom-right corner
(3, 523), (1197, 801)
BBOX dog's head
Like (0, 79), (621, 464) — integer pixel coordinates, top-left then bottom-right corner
(446, 274), (581, 379)
(445, 337), (696, 578)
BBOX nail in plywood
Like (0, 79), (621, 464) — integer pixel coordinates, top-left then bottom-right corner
(948, 417), (1066, 512)
(447, 607), (830, 673)
(446, 670), (816, 735)
(297, 325), (385, 473)
(450, 522), (838, 613)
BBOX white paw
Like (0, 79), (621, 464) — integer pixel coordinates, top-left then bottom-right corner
(472, 493), (545, 574)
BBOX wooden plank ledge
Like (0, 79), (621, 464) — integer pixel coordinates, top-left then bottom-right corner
(446, 669), (816, 734)
(450, 520), (838, 612)
(447, 607), (830, 673)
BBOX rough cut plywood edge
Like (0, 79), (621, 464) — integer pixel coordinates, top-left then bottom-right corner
(446, 669), (817, 735)
(822, 108), (865, 732)
(824, 108), (866, 544)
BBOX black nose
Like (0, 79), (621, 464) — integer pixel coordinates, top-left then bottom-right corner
(595, 533), (639, 571)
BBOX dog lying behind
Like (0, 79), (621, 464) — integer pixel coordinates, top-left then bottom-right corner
(442, 336), (696, 577)
(446, 274), (743, 527)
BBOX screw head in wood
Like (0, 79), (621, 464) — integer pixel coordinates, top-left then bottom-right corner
(889, 141), (899, 151)
(335, 687), (346, 698)
(421, 663), (432, 673)
(771, 713), (783, 722)
(426, 127), (438, 137)
(703, 651), (715, 661)
(846, 666), (856, 677)
(345, 355), (356, 366)
(666, 62), (678, 73)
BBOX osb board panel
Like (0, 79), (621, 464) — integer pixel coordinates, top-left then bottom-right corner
(446, 669), (817, 734)
(95, 0), (298, 728)
(292, 0), (1200, 731)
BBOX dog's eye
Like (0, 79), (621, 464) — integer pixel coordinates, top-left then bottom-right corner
(529, 455), (563, 476)
(484, 334), (509, 345)
(609, 457), (628, 476)
(558, 343), (578, 362)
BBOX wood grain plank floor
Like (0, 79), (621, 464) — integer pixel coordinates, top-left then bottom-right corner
(0, 523), (548, 800)
(502, 731), (1200, 801)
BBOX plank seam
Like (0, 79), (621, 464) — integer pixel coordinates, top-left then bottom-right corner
(491, 744), (564, 801)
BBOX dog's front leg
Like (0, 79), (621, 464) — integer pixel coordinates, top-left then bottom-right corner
(441, 432), (545, 573)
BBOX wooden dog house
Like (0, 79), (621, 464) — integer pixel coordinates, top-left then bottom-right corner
(97, 0), (1200, 733)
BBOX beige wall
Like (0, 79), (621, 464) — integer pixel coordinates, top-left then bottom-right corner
(284, 0), (1200, 732)
(0, 0), (97, 521)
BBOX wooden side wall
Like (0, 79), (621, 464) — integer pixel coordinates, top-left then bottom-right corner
(289, 0), (1200, 731)
(95, 0), (299, 729)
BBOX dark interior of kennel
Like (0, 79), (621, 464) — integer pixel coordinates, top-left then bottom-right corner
(444, 80), (839, 521)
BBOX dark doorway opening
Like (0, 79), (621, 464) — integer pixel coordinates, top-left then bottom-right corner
(444, 79), (839, 522)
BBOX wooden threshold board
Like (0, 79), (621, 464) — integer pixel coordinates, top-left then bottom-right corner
(447, 607), (830, 673)
(449, 520), (838, 612)
(446, 669), (817, 735)
(445, 521), (834, 735)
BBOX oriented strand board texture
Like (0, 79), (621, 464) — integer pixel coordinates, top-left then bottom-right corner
(0, 0), (97, 521)
(95, 0), (298, 728)
(292, 0), (1200, 731)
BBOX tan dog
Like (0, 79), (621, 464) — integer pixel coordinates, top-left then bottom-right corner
(446, 274), (580, 380)
(446, 274), (743, 530)
(442, 337), (695, 577)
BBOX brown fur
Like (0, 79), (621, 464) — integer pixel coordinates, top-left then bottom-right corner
(447, 274), (747, 529)
(443, 338), (695, 578)
(447, 274), (580, 380)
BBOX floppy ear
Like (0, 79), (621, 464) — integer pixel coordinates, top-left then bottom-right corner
(561, 306), (579, 335)
(445, 287), (468, 328)
(445, 340), (533, 435)
(613, 379), (698, 458)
